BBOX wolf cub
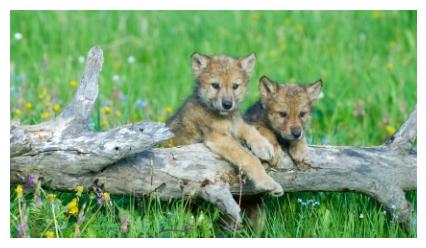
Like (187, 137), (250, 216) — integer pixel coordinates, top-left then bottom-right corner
(167, 53), (283, 196)
(245, 76), (322, 165)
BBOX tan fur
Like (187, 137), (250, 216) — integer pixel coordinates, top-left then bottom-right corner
(245, 76), (323, 165)
(167, 53), (283, 196)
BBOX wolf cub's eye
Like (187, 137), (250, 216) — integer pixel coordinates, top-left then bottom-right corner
(278, 112), (287, 118)
(232, 84), (239, 90)
(299, 111), (307, 118)
(211, 83), (220, 90)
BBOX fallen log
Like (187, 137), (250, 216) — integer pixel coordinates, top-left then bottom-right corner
(10, 46), (417, 233)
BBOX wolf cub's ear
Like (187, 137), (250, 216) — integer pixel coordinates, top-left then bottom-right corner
(240, 53), (256, 77)
(306, 79), (323, 102)
(192, 52), (210, 77)
(259, 75), (277, 98)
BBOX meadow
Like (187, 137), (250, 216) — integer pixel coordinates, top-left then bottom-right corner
(10, 11), (417, 238)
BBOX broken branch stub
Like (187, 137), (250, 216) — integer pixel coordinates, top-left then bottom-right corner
(10, 47), (417, 233)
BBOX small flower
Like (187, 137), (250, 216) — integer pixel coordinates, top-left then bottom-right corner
(158, 116), (166, 123)
(18, 222), (28, 238)
(47, 194), (56, 202)
(14, 108), (22, 117)
(15, 184), (24, 199)
(359, 213), (364, 219)
(24, 102), (33, 110)
(165, 106), (173, 114)
(385, 125), (396, 136)
(165, 139), (174, 148)
(102, 192), (111, 202)
(296, 23), (304, 33)
(53, 104), (61, 113)
(120, 95), (128, 103)
(390, 204), (397, 210)
(371, 10), (381, 19)
(41, 111), (51, 120)
(127, 56), (136, 64)
(284, 18), (292, 26)
(112, 74), (120, 82)
(321, 136), (329, 145)
(14, 32), (23, 41)
(38, 92), (47, 100)
(318, 91), (325, 99)
(136, 99), (147, 108)
(251, 13), (260, 22)
(75, 185), (84, 195)
(269, 50), (277, 60)
(115, 111), (122, 118)
(67, 198), (79, 216)
(386, 62), (394, 71)
(45, 230), (55, 238)
(78, 56), (85, 64)
(101, 107), (112, 114)
(28, 176), (36, 187)
(69, 80), (78, 88)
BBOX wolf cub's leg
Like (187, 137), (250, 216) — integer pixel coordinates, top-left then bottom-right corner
(289, 138), (308, 163)
(205, 133), (283, 196)
(233, 120), (276, 163)
(254, 126), (282, 167)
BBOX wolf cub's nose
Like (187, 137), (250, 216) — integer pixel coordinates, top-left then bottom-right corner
(222, 100), (233, 110)
(291, 128), (302, 139)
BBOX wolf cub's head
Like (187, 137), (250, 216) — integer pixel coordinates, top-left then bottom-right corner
(192, 52), (256, 115)
(259, 76), (322, 141)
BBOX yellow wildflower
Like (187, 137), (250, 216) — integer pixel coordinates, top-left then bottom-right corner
(24, 102), (33, 110)
(67, 198), (79, 216)
(69, 80), (78, 88)
(296, 23), (304, 33)
(158, 116), (166, 123)
(15, 184), (24, 199)
(165, 107), (173, 114)
(53, 104), (61, 113)
(386, 62), (394, 71)
(372, 10), (381, 19)
(75, 185), (84, 194)
(165, 139), (174, 148)
(115, 110), (122, 118)
(284, 17), (292, 26)
(269, 50), (277, 60)
(101, 120), (109, 129)
(41, 111), (51, 120)
(251, 13), (260, 22)
(101, 107), (112, 114)
(45, 231), (55, 238)
(38, 89), (47, 100)
(47, 194), (56, 202)
(389, 41), (397, 50)
(102, 192), (111, 202)
(385, 125), (396, 136)
(15, 109), (22, 117)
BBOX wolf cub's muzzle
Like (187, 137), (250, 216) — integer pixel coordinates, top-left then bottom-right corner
(290, 127), (303, 139)
(222, 99), (233, 110)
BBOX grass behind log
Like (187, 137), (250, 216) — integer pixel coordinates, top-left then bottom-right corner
(10, 10), (417, 238)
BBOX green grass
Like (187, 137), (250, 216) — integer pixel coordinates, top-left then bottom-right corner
(10, 10), (416, 238)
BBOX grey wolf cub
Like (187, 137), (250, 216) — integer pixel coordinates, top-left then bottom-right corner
(245, 76), (323, 165)
(167, 53), (283, 196)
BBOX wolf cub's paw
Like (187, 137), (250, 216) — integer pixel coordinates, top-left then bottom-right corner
(289, 140), (308, 163)
(248, 137), (275, 162)
(255, 176), (284, 197)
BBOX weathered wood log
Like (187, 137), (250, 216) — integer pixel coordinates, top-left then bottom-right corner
(10, 47), (417, 233)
